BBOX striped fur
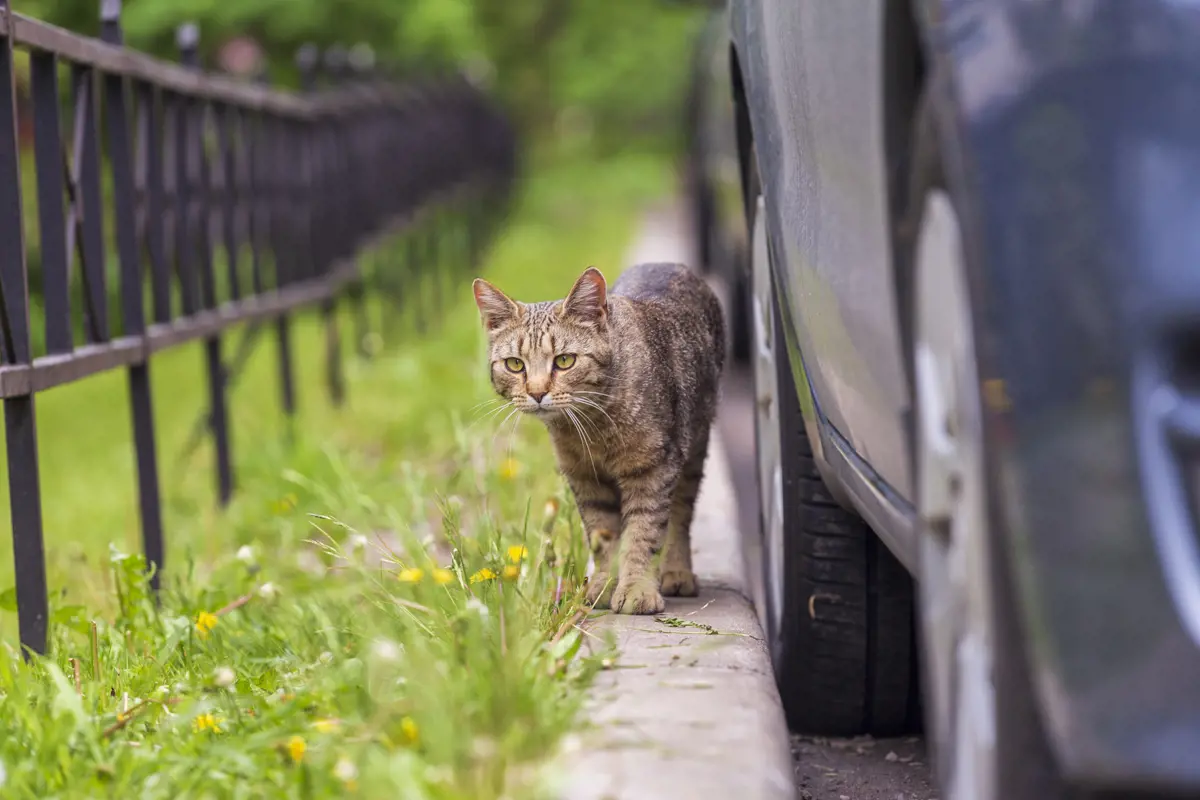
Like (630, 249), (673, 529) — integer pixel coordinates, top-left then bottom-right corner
(473, 264), (725, 614)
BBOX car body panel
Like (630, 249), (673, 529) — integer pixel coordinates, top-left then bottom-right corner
(685, 9), (748, 283)
(914, 0), (1200, 788)
(728, 0), (1200, 790)
(770, 264), (920, 575)
(730, 0), (914, 503)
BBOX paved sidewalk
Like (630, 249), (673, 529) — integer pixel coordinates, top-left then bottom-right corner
(546, 205), (795, 800)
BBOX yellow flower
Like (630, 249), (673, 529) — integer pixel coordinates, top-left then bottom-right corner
(400, 716), (419, 745)
(287, 735), (307, 763)
(397, 567), (424, 584)
(432, 568), (455, 586)
(502, 564), (520, 581)
(498, 458), (520, 481)
(469, 568), (496, 584)
(195, 611), (218, 639)
(506, 545), (527, 563)
(312, 718), (340, 734)
(193, 713), (221, 733)
(271, 493), (298, 514)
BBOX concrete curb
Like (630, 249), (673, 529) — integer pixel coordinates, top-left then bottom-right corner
(548, 435), (795, 800)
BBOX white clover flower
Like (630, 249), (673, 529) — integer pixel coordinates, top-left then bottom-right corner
(425, 765), (454, 785)
(471, 736), (497, 759)
(318, 651), (334, 664)
(333, 757), (358, 784)
(213, 667), (236, 689)
(258, 582), (279, 601)
(236, 545), (255, 565)
(296, 550), (324, 576)
(371, 639), (401, 662)
(349, 533), (369, 551)
(466, 597), (490, 618)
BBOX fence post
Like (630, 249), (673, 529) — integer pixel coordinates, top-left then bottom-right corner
(0, 0), (48, 655)
(344, 45), (374, 361)
(298, 45), (345, 408)
(179, 23), (234, 505)
(101, 0), (166, 590)
(256, 69), (298, 436)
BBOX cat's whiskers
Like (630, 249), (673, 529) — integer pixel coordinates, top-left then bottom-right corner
(563, 404), (594, 447)
(491, 405), (523, 452)
(503, 405), (524, 459)
(563, 406), (598, 476)
(468, 397), (503, 413)
(570, 396), (618, 430)
(567, 402), (607, 446)
(469, 400), (515, 431)
(575, 388), (627, 412)
(468, 398), (506, 421)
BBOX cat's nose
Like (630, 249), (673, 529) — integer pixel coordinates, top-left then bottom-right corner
(529, 391), (547, 403)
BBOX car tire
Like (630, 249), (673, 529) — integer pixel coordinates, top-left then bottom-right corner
(903, 78), (1064, 800)
(748, 145), (918, 736)
(729, 269), (751, 364)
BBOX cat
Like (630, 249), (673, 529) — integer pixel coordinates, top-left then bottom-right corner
(472, 264), (725, 614)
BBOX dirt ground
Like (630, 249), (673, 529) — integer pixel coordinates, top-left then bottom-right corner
(790, 734), (936, 800)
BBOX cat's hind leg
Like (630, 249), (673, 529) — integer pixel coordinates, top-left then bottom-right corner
(661, 434), (706, 597)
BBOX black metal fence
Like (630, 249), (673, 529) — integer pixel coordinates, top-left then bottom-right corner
(0, 1), (517, 655)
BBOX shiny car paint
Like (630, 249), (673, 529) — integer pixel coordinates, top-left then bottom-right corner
(727, 0), (1200, 791)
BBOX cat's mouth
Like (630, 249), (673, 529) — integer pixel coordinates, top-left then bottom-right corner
(523, 404), (560, 415)
(521, 398), (559, 415)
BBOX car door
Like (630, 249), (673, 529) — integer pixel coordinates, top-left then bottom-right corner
(745, 0), (913, 500)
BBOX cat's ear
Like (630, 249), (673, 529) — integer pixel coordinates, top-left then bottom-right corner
(473, 278), (520, 332)
(561, 267), (608, 325)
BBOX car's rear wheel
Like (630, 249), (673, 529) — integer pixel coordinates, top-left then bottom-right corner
(748, 146), (917, 735)
(906, 85), (1064, 800)
(729, 268), (751, 363)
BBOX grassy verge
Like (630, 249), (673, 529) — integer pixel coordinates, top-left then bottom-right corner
(0, 152), (672, 798)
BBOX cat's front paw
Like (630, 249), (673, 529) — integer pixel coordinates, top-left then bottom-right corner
(660, 569), (698, 598)
(586, 574), (614, 609)
(611, 578), (665, 615)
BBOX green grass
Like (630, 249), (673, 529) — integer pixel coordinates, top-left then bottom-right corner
(0, 152), (672, 798)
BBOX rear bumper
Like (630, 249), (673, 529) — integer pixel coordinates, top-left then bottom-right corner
(927, 0), (1200, 790)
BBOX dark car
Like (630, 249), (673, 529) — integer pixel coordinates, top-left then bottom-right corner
(683, 7), (750, 361)
(693, 1), (1200, 799)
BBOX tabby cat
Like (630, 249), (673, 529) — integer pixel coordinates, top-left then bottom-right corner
(472, 263), (725, 614)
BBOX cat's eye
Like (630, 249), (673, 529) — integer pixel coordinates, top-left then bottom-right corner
(554, 353), (577, 370)
(504, 357), (525, 373)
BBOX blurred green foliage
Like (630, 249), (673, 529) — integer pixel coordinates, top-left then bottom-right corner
(21, 0), (706, 151)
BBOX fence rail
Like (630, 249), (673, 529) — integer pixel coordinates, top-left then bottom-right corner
(0, 0), (517, 655)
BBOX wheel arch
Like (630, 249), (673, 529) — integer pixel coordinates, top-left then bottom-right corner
(730, 42), (754, 230)
(883, 0), (930, 417)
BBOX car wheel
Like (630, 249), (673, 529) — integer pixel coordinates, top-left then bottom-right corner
(748, 147), (917, 735)
(729, 268), (751, 363)
(907, 86), (1063, 800)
